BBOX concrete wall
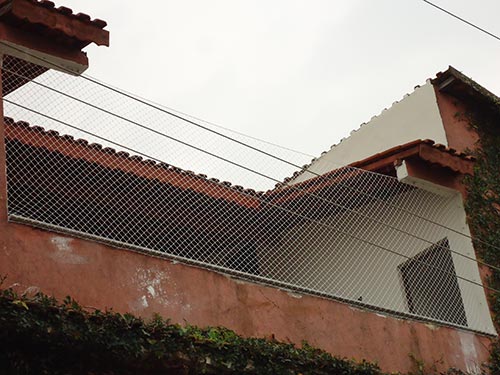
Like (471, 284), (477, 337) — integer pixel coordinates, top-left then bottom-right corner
(257, 184), (495, 335)
(0, 220), (493, 374)
(292, 82), (448, 183)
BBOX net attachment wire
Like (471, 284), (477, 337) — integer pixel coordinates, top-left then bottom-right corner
(1, 55), (497, 335)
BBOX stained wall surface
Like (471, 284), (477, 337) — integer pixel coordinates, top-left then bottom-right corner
(0, 220), (493, 374)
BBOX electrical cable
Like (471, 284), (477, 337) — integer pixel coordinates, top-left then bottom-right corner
(5, 96), (500, 293)
(83, 77), (316, 158)
(422, 0), (500, 42)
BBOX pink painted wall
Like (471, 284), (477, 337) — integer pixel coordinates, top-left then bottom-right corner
(0, 220), (492, 374)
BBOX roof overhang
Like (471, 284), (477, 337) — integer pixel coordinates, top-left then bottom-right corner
(0, 0), (109, 84)
(0, 0), (109, 95)
(0, 0), (108, 48)
(350, 139), (475, 176)
(268, 139), (475, 207)
(432, 66), (500, 114)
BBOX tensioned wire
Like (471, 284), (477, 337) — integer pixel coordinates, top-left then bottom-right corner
(3, 65), (500, 275)
(4, 96), (500, 295)
(421, 0), (500, 42)
(1, 41), (498, 255)
(85, 74), (316, 158)
(1, 42), (497, 257)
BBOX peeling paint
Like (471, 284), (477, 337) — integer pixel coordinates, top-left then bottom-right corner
(129, 295), (149, 312)
(134, 267), (180, 307)
(182, 303), (192, 313)
(459, 332), (481, 375)
(49, 237), (88, 264)
(424, 323), (439, 331)
(232, 278), (252, 285)
(146, 285), (156, 298)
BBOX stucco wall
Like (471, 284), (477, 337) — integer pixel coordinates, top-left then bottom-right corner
(433, 87), (481, 154)
(292, 82), (448, 183)
(0, 220), (493, 374)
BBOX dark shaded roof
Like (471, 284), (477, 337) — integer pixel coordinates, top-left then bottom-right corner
(5, 116), (475, 212)
(7, 117), (470, 255)
(4, 117), (263, 208)
(432, 66), (500, 113)
(0, 0), (109, 47)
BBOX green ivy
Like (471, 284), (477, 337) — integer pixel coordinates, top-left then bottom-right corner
(0, 285), (382, 375)
(462, 107), (500, 374)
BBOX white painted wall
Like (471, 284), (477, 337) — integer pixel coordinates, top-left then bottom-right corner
(291, 82), (448, 183)
(257, 184), (495, 334)
(269, 80), (496, 334)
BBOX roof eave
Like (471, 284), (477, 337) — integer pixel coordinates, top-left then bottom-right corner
(432, 66), (500, 112)
(0, 0), (109, 47)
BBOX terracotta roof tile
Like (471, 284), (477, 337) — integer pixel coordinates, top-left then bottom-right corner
(275, 138), (476, 190)
(432, 66), (500, 111)
(420, 139), (475, 161)
(27, 0), (107, 29)
(4, 117), (265, 206)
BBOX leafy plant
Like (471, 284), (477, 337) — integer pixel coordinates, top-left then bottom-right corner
(462, 107), (500, 374)
(0, 285), (382, 375)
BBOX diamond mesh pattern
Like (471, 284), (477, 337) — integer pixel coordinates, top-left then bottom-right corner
(1, 57), (494, 334)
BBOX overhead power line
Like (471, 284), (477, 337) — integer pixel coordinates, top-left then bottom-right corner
(89, 80), (316, 158)
(422, 0), (500, 42)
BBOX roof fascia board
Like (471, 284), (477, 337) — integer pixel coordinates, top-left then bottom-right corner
(418, 143), (473, 175)
(0, 23), (88, 73)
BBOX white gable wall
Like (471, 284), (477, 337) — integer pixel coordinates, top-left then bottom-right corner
(292, 82), (448, 184)
(272, 81), (496, 334)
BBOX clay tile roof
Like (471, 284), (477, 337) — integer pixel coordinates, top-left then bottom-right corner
(1, 0), (109, 48)
(274, 138), (476, 193)
(349, 139), (475, 175)
(28, 0), (107, 29)
(432, 66), (500, 112)
(4, 117), (264, 208)
(419, 139), (475, 161)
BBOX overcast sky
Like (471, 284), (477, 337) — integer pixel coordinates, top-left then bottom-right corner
(60, 0), (500, 157)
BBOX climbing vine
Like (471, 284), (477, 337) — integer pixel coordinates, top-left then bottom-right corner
(462, 104), (500, 374)
(0, 284), (382, 375)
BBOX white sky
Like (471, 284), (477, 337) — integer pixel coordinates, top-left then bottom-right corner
(60, 0), (500, 157)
